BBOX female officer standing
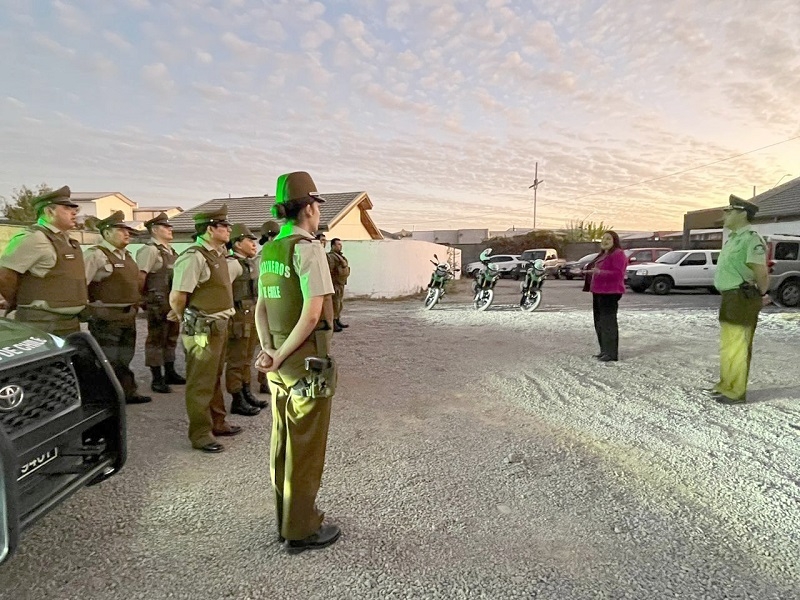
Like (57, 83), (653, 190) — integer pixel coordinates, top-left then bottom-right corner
(254, 171), (340, 554)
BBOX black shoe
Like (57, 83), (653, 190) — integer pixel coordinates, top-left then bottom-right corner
(714, 394), (746, 405)
(164, 362), (186, 385)
(242, 384), (268, 409)
(259, 382), (271, 394)
(151, 380), (171, 393)
(593, 353), (603, 358)
(231, 392), (260, 416)
(197, 442), (224, 453)
(150, 367), (172, 393)
(284, 524), (341, 555)
(336, 320), (349, 329)
(333, 323), (343, 333)
(213, 425), (243, 437)
(126, 394), (153, 404)
(598, 354), (617, 362)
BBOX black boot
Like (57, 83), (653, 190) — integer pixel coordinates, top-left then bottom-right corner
(164, 362), (186, 385)
(335, 319), (349, 329)
(259, 381), (270, 394)
(231, 391), (260, 416)
(150, 366), (171, 394)
(333, 321), (343, 333)
(242, 383), (268, 408)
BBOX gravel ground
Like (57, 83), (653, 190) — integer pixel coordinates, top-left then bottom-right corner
(1, 279), (798, 600)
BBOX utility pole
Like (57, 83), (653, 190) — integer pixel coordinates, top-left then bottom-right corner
(528, 162), (544, 230)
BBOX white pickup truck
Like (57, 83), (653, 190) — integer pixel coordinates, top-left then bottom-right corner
(625, 249), (721, 294)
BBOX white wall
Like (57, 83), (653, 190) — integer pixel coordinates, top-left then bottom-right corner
(341, 239), (460, 299)
(753, 221), (800, 237)
(123, 239), (460, 300)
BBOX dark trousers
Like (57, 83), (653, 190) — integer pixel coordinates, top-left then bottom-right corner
(592, 293), (621, 359)
(144, 302), (179, 367)
(88, 314), (138, 399)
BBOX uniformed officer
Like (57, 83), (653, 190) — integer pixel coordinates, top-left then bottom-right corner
(709, 195), (770, 405)
(136, 212), (185, 393)
(0, 186), (87, 336)
(84, 211), (151, 404)
(225, 223), (267, 416)
(256, 220), (281, 394)
(327, 238), (350, 332)
(169, 204), (241, 453)
(254, 171), (340, 553)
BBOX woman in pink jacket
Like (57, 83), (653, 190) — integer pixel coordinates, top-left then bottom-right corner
(588, 231), (628, 361)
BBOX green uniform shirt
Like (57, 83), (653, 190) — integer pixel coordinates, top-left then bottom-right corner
(714, 225), (767, 292)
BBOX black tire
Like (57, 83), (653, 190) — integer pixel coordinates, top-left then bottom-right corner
(651, 276), (673, 295)
(707, 287), (720, 295)
(630, 285), (647, 293)
(777, 279), (800, 307)
(565, 274), (574, 280)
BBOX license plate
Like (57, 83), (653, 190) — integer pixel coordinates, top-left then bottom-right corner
(18, 448), (58, 481)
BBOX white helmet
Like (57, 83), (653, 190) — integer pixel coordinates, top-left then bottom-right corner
(532, 259), (546, 276)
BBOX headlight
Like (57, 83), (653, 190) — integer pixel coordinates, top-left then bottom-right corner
(636, 269), (648, 276)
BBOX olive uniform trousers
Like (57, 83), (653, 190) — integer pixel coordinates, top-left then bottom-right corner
(332, 284), (345, 320)
(267, 330), (335, 541)
(145, 301), (180, 367)
(715, 289), (761, 401)
(225, 309), (260, 393)
(183, 318), (229, 448)
(15, 307), (81, 337)
(87, 309), (138, 400)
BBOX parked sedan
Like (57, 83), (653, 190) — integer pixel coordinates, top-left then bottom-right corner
(465, 254), (524, 278)
(558, 253), (599, 280)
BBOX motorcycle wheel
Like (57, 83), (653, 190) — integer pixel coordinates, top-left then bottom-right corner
(520, 290), (542, 312)
(474, 289), (494, 311)
(424, 287), (441, 310)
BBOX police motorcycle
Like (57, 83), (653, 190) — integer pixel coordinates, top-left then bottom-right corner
(472, 248), (501, 311)
(424, 254), (456, 310)
(519, 258), (546, 312)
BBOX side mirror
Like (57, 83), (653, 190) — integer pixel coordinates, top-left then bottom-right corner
(433, 254), (439, 261)
(629, 257), (637, 262)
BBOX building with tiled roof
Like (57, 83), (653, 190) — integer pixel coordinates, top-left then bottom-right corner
(681, 176), (800, 246)
(168, 191), (383, 241)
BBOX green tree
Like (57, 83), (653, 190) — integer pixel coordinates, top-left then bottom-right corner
(564, 220), (614, 242)
(1, 183), (51, 224)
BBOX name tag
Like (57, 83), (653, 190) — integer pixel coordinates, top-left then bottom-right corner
(64, 253), (75, 259)
(114, 263), (125, 268)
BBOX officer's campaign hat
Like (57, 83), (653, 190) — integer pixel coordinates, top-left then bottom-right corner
(96, 210), (139, 233)
(230, 223), (257, 243)
(274, 172), (326, 205)
(32, 185), (79, 213)
(725, 195), (759, 218)
(144, 212), (172, 230)
(259, 220), (281, 244)
(193, 203), (230, 227)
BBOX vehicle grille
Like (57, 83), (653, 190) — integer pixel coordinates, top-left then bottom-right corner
(0, 359), (80, 435)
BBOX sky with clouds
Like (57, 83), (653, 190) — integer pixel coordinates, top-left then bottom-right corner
(1, 0), (798, 232)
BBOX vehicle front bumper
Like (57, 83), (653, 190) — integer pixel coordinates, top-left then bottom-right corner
(626, 273), (653, 289)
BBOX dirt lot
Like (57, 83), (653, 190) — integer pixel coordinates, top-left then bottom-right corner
(1, 278), (798, 600)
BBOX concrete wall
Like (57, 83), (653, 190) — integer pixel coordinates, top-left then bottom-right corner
(342, 239), (460, 298)
(122, 239), (457, 300)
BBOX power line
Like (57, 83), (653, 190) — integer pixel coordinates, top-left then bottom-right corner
(385, 133), (800, 227)
(565, 133), (800, 203)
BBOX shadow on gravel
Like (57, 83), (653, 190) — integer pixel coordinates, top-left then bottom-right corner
(745, 386), (800, 404)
